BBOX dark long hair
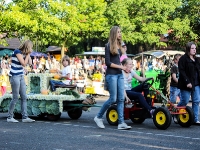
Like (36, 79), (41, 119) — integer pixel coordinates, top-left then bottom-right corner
(185, 41), (196, 57)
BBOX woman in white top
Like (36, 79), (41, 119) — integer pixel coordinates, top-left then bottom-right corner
(121, 58), (154, 117)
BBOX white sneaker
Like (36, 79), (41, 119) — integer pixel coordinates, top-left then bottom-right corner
(118, 123), (132, 130)
(22, 118), (35, 123)
(7, 118), (19, 123)
(94, 116), (105, 129)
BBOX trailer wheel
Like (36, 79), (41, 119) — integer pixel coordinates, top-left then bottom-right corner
(153, 107), (171, 130)
(106, 105), (118, 126)
(68, 108), (82, 120)
(178, 106), (194, 127)
(131, 117), (145, 124)
(38, 113), (47, 119)
(47, 113), (61, 121)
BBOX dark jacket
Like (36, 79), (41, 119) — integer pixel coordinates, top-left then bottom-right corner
(105, 43), (122, 75)
(178, 54), (200, 91)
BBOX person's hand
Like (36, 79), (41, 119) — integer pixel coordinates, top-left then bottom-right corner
(120, 65), (126, 71)
(125, 97), (131, 104)
(187, 83), (192, 88)
(56, 69), (60, 73)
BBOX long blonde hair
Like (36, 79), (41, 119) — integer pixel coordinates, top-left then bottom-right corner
(108, 26), (122, 55)
(18, 40), (33, 55)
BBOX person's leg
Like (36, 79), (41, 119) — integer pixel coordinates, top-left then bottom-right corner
(19, 75), (28, 119)
(116, 73), (125, 124)
(49, 80), (65, 91)
(177, 90), (191, 106)
(170, 86), (177, 104)
(191, 86), (200, 123)
(126, 90), (152, 111)
(131, 84), (143, 92)
(96, 74), (117, 119)
(132, 84), (152, 106)
(8, 76), (20, 119)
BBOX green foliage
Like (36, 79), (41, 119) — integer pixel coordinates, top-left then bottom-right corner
(1, 99), (10, 112)
(38, 100), (46, 113)
(31, 106), (41, 116)
(0, 0), (199, 52)
(46, 101), (60, 115)
(30, 77), (40, 94)
(60, 89), (80, 98)
(71, 90), (80, 98)
(32, 100), (40, 107)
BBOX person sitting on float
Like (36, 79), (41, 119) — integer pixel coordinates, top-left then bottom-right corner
(49, 56), (72, 92)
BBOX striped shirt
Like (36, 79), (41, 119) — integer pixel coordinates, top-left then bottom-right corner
(9, 49), (24, 76)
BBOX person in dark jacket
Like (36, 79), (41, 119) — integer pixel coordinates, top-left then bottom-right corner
(178, 41), (200, 125)
(94, 26), (131, 130)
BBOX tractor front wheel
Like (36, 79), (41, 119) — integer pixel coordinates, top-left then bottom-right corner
(106, 105), (118, 126)
(153, 107), (171, 130)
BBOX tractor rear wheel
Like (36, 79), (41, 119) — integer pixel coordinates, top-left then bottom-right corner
(177, 106), (194, 127)
(153, 107), (171, 130)
(106, 105), (118, 126)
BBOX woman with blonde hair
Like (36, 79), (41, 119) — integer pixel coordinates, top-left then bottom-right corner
(94, 26), (131, 130)
(7, 40), (35, 123)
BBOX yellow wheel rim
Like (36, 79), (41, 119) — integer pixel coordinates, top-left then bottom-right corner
(109, 110), (118, 123)
(179, 109), (189, 123)
(156, 111), (166, 125)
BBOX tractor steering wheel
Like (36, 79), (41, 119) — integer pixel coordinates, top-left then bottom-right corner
(141, 77), (154, 89)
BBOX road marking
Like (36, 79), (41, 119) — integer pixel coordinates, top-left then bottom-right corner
(84, 135), (101, 138)
(40, 121), (200, 141)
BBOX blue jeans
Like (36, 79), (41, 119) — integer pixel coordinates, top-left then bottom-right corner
(178, 86), (200, 122)
(170, 86), (181, 104)
(97, 73), (125, 124)
(8, 75), (28, 119)
(49, 80), (67, 91)
(126, 84), (152, 111)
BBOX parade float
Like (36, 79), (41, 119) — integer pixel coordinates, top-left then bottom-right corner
(0, 71), (99, 121)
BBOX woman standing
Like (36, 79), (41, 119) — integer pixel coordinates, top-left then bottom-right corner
(94, 26), (131, 130)
(7, 40), (35, 123)
(178, 41), (200, 125)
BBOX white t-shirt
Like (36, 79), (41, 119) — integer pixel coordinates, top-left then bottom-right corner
(62, 66), (72, 79)
(122, 70), (136, 90)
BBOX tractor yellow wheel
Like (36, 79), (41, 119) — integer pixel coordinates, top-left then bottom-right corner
(106, 105), (118, 126)
(177, 106), (194, 127)
(179, 109), (189, 123)
(153, 107), (171, 130)
(155, 111), (167, 125)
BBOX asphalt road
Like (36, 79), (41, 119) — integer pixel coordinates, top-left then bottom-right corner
(0, 97), (200, 150)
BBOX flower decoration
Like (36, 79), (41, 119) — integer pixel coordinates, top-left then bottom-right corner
(92, 73), (103, 82)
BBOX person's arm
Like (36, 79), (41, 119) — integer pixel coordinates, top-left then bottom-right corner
(28, 56), (32, 65)
(105, 43), (126, 70)
(178, 56), (191, 88)
(132, 72), (146, 82)
(124, 90), (131, 103)
(171, 73), (178, 83)
(16, 53), (31, 67)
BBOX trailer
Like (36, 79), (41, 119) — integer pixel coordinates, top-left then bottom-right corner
(0, 73), (100, 121)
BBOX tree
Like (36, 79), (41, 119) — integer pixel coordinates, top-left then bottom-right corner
(105, 0), (198, 51)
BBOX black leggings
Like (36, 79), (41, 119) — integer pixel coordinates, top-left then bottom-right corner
(126, 84), (152, 111)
